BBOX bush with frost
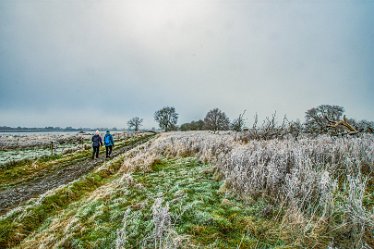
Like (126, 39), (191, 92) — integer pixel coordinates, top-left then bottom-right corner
(122, 131), (373, 247)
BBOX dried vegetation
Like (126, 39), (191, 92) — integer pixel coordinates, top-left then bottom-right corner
(0, 131), (372, 248)
(119, 131), (374, 248)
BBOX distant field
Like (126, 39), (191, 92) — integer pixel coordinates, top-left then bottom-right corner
(0, 131), (372, 248)
(0, 132), (126, 165)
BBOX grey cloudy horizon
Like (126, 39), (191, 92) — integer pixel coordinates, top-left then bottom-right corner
(0, 0), (373, 129)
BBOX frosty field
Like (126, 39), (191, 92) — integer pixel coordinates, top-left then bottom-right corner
(0, 132), (125, 166)
(0, 131), (372, 248)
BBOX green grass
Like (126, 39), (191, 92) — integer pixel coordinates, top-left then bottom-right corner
(13, 158), (294, 249)
(0, 133), (156, 248)
(134, 159), (288, 248)
(0, 152), (85, 188)
(0, 134), (152, 189)
(2, 133), (371, 248)
(0, 155), (124, 248)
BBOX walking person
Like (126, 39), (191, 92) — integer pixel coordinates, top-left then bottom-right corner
(104, 130), (114, 158)
(92, 130), (103, 159)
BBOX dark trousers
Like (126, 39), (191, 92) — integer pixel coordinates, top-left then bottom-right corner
(106, 146), (113, 158)
(92, 146), (100, 159)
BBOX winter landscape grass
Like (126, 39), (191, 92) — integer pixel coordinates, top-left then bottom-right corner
(0, 140), (113, 189)
(0, 133), (155, 247)
(0, 131), (373, 248)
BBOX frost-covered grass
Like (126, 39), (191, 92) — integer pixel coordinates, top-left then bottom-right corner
(0, 133), (89, 150)
(0, 153), (125, 248)
(13, 158), (289, 249)
(0, 132), (127, 150)
(0, 134), (155, 248)
(1, 131), (372, 248)
(0, 144), (86, 166)
(119, 131), (374, 248)
(0, 150), (85, 188)
(0, 132), (126, 165)
(0, 134), (143, 189)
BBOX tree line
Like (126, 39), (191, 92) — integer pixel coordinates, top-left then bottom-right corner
(127, 105), (373, 137)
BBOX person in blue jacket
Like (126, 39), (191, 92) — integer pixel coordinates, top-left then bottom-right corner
(104, 130), (114, 158)
(92, 130), (103, 159)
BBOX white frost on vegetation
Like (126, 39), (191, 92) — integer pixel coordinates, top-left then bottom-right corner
(115, 208), (131, 249)
(122, 132), (373, 205)
(120, 131), (373, 247)
(0, 133), (88, 149)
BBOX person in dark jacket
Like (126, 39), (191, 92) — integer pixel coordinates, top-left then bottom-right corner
(92, 130), (103, 159)
(104, 130), (114, 158)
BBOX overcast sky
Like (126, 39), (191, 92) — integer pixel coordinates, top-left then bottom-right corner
(0, 0), (373, 129)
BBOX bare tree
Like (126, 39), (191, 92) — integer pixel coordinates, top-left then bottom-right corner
(204, 108), (230, 132)
(261, 111), (278, 139)
(230, 110), (246, 132)
(249, 113), (260, 139)
(353, 120), (374, 133)
(128, 117), (143, 132)
(287, 119), (303, 138)
(243, 112), (300, 140)
(154, 106), (178, 132)
(304, 105), (344, 134)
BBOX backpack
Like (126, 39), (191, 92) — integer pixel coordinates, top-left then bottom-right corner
(104, 134), (111, 145)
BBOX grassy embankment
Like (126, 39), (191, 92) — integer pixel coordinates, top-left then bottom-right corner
(0, 134), (149, 190)
(9, 158), (291, 249)
(0, 133), (155, 248)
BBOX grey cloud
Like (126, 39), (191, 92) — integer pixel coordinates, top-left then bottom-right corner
(0, 0), (373, 128)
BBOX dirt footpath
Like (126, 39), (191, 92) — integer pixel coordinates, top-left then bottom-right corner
(0, 138), (150, 214)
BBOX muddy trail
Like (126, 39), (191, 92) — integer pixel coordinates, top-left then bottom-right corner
(0, 136), (153, 215)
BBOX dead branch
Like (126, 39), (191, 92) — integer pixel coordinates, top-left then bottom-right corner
(326, 115), (358, 135)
